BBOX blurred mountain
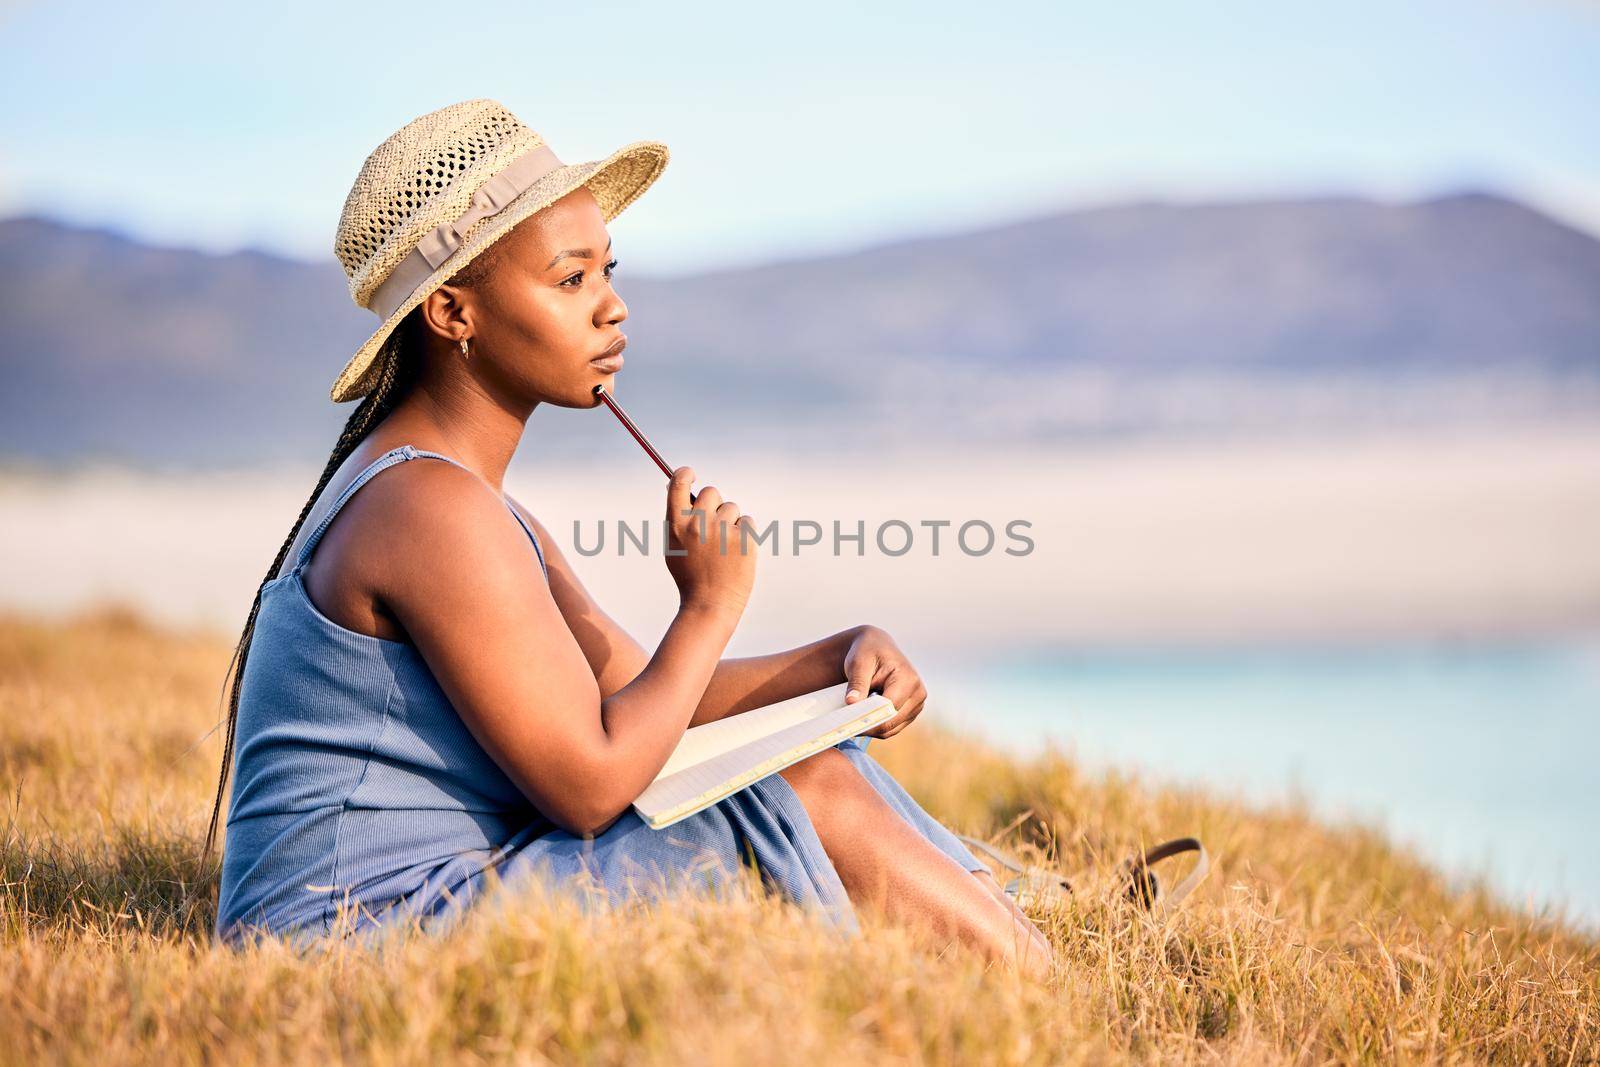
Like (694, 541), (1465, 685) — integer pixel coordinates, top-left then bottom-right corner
(3, 191), (1598, 469)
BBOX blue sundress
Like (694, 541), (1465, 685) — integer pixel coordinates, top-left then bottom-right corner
(215, 443), (986, 949)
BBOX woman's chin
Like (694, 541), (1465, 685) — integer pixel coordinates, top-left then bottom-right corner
(546, 377), (612, 409)
(531, 370), (619, 409)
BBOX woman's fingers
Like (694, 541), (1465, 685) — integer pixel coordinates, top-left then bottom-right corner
(844, 650), (880, 704)
(875, 669), (927, 738)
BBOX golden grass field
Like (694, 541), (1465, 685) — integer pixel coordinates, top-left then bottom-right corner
(1, 606), (1596, 1065)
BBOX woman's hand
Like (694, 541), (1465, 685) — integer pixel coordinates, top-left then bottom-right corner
(842, 625), (928, 739)
(663, 466), (757, 620)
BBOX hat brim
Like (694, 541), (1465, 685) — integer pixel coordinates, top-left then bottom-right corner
(328, 139), (669, 403)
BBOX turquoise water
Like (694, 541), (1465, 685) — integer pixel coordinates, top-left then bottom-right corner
(934, 636), (1600, 929)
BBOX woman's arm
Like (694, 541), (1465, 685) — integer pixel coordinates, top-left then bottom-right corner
(688, 626), (867, 725)
(513, 501), (867, 725)
(512, 502), (653, 699)
(382, 465), (752, 838)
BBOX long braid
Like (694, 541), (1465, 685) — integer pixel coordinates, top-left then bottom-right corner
(201, 316), (420, 862)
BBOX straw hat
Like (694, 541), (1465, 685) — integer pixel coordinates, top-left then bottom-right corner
(328, 99), (669, 403)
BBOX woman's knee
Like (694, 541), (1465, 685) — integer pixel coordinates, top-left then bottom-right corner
(778, 748), (882, 829)
(778, 746), (855, 790)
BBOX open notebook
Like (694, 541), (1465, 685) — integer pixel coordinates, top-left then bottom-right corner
(631, 681), (897, 830)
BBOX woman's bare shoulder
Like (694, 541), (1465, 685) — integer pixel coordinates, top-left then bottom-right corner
(371, 465), (572, 655)
(280, 449), (536, 644)
(362, 457), (517, 553)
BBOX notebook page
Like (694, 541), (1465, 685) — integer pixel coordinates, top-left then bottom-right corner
(653, 681), (855, 779)
(633, 693), (894, 826)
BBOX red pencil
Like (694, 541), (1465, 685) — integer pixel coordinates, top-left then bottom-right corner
(593, 383), (677, 482)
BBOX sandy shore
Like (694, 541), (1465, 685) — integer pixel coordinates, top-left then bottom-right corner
(3, 425), (1598, 658)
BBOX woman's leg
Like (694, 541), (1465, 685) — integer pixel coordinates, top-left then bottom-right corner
(778, 749), (1055, 978)
(971, 866), (1056, 965)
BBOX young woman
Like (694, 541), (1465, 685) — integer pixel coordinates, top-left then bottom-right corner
(208, 99), (1054, 976)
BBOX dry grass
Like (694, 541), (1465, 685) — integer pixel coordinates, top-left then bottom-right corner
(0, 605), (1595, 1065)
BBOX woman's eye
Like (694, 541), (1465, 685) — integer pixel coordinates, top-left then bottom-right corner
(561, 259), (619, 287)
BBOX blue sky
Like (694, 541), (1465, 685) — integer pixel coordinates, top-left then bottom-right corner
(0, 0), (1594, 274)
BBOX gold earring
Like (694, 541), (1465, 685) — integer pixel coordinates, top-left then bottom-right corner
(459, 338), (470, 360)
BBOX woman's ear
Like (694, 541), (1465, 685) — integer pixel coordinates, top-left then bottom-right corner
(416, 284), (473, 347)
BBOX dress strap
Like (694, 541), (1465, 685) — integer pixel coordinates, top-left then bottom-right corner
(294, 446), (414, 570)
(390, 446), (549, 581)
(504, 499), (549, 579)
(293, 445), (549, 581)
(294, 441), (550, 579)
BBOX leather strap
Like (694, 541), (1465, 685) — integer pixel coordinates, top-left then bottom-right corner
(1127, 837), (1210, 914)
(956, 832), (1209, 914)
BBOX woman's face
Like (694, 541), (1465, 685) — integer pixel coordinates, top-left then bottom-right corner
(428, 185), (628, 409)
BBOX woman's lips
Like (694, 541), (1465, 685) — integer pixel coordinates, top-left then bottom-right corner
(590, 337), (626, 373)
